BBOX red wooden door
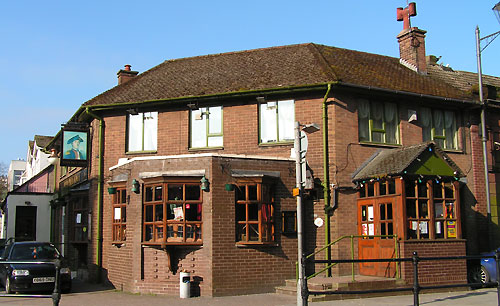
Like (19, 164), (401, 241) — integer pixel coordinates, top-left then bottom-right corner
(358, 197), (397, 277)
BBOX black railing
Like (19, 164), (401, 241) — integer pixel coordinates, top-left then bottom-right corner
(0, 259), (62, 306)
(303, 251), (500, 306)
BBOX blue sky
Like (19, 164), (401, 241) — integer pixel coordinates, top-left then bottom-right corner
(1, 1), (499, 166)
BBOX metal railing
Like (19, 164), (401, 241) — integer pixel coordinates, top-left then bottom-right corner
(0, 259), (62, 306)
(297, 234), (400, 281)
(303, 250), (500, 306)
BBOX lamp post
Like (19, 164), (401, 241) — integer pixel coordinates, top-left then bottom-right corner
(295, 121), (320, 306)
(476, 2), (500, 249)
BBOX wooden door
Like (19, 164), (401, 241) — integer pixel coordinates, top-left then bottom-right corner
(358, 197), (397, 277)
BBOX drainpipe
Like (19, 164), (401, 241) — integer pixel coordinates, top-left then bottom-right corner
(86, 107), (104, 281)
(322, 84), (332, 277)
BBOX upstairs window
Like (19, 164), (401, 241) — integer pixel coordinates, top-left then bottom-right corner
(112, 188), (127, 242)
(190, 106), (223, 148)
(259, 100), (295, 144)
(127, 112), (158, 152)
(358, 100), (399, 145)
(420, 108), (458, 150)
(235, 182), (275, 244)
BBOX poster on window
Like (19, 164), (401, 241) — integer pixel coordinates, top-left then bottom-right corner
(447, 221), (457, 238)
(60, 123), (89, 168)
(367, 206), (374, 221)
(114, 208), (121, 220)
(174, 206), (184, 220)
(368, 224), (374, 236)
(361, 224), (368, 236)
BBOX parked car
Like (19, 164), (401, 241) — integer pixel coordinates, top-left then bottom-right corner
(469, 247), (500, 285)
(0, 241), (71, 293)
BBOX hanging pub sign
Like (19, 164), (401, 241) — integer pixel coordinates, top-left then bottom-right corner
(60, 123), (90, 168)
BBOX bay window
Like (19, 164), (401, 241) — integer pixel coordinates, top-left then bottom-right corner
(112, 188), (127, 242)
(143, 180), (202, 245)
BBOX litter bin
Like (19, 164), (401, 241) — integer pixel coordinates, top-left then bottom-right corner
(179, 271), (190, 298)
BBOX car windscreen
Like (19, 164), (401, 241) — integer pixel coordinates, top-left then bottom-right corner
(10, 244), (59, 260)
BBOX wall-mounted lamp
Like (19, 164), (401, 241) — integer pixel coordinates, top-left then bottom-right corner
(200, 176), (210, 191)
(107, 187), (117, 194)
(225, 183), (234, 191)
(126, 108), (139, 115)
(131, 179), (140, 194)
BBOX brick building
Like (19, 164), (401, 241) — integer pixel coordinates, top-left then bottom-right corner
(44, 8), (500, 297)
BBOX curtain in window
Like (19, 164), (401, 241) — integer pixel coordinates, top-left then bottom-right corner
(143, 112), (158, 151)
(433, 110), (445, 148)
(420, 107), (432, 142)
(371, 101), (384, 142)
(191, 109), (207, 148)
(384, 102), (398, 144)
(278, 100), (294, 141)
(444, 111), (457, 149)
(358, 99), (370, 141)
(128, 113), (143, 152)
(260, 103), (278, 143)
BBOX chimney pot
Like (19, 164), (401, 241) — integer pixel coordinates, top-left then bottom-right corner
(117, 64), (138, 85)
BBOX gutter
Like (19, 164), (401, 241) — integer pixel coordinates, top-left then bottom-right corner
(85, 107), (104, 281)
(322, 83), (332, 277)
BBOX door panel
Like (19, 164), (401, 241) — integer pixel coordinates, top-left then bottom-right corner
(358, 197), (397, 277)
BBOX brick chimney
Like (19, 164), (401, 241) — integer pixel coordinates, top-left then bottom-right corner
(396, 2), (427, 74)
(117, 64), (139, 85)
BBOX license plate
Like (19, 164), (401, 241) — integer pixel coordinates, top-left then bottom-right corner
(33, 277), (55, 283)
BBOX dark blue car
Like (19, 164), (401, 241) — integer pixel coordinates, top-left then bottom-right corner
(470, 247), (500, 285)
(0, 241), (72, 293)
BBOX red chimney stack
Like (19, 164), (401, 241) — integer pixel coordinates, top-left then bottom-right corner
(396, 2), (427, 74)
(117, 64), (138, 85)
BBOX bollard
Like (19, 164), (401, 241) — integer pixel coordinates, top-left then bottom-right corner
(412, 251), (420, 306)
(179, 271), (191, 298)
(52, 259), (61, 306)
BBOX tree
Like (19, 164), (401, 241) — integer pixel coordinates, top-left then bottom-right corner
(0, 162), (7, 202)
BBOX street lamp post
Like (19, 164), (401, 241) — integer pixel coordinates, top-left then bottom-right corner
(475, 2), (500, 249)
(295, 121), (320, 306)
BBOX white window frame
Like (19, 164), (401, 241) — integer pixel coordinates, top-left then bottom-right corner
(127, 112), (158, 152)
(190, 106), (223, 149)
(259, 99), (295, 144)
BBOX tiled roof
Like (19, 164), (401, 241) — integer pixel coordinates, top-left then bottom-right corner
(34, 135), (54, 147)
(427, 63), (500, 97)
(83, 43), (473, 107)
(351, 142), (463, 181)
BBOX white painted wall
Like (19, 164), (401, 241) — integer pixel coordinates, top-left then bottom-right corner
(5, 193), (53, 242)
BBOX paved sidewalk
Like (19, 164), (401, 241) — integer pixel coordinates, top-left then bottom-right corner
(0, 280), (498, 306)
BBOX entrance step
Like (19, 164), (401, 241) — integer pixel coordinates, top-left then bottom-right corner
(275, 275), (407, 302)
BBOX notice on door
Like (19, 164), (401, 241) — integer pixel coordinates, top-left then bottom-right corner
(447, 221), (457, 238)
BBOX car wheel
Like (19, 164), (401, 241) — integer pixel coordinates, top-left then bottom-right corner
(5, 277), (12, 294)
(480, 266), (490, 284)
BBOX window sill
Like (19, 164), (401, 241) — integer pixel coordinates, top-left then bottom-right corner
(141, 242), (203, 247)
(188, 146), (224, 152)
(402, 238), (466, 243)
(259, 141), (293, 147)
(126, 150), (157, 155)
(236, 242), (278, 247)
(359, 142), (401, 148)
(112, 241), (126, 247)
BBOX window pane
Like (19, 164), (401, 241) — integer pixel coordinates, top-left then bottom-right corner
(418, 200), (428, 218)
(433, 183), (443, 198)
(122, 207), (126, 222)
(236, 204), (246, 221)
(208, 135), (223, 147)
(260, 103), (277, 143)
(444, 183), (454, 198)
(248, 204), (258, 221)
(185, 203), (201, 221)
(208, 106), (222, 134)
(191, 109), (207, 148)
(248, 224), (259, 241)
(120, 190), (127, 203)
(435, 202), (444, 218)
(143, 112), (158, 150)
(248, 185), (258, 201)
(145, 225), (153, 241)
(387, 204), (393, 220)
(372, 132), (384, 143)
(236, 186), (245, 201)
(388, 180), (396, 194)
(278, 100), (294, 142)
(406, 199), (416, 218)
(379, 182), (387, 196)
(405, 180), (415, 197)
(236, 224), (246, 241)
(145, 205), (153, 222)
(361, 206), (367, 222)
(186, 185), (200, 201)
(417, 182), (427, 198)
(445, 202), (455, 218)
(128, 114), (142, 151)
(359, 117), (369, 142)
(371, 102), (384, 130)
(380, 204), (386, 220)
(154, 186), (163, 201)
(387, 223), (393, 235)
(145, 187), (153, 202)
(155, 204), (163, 221)
(168, 185), (183, 201)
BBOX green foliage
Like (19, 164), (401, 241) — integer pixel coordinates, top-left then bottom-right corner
(0, 162), (7, 202)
